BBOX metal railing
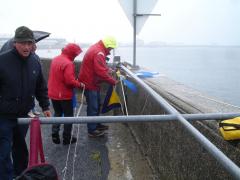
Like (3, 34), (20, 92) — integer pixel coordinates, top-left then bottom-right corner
(19, 113), (240, 124)
(120, 65), (240, 179)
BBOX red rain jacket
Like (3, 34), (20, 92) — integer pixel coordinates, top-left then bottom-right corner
(48, 43), (82, 100)
(78, 40), (116, 91)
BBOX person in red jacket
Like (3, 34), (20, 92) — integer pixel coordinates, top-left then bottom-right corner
(48, 43), (83, 145)
(78, 36), (117, 137)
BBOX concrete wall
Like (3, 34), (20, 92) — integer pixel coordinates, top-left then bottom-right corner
(41, 58), (240, 179)
(40, 58), (81, 82)
(125, 74), (240, 180)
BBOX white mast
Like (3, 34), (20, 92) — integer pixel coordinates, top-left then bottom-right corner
(118, 0), (160, 67)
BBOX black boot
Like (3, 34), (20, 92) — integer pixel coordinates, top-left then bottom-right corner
(96, 124), (109, 131)
(63, 136), (77, 145)
(52, 133), (60, 144)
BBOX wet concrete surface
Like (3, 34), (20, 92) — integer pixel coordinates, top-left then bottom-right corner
(107, 123), (158, 180)
(41, 124), (110, 180)
(25, 104), (156, 180)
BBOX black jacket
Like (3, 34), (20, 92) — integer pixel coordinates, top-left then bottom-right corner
(0, 48), (49, 118)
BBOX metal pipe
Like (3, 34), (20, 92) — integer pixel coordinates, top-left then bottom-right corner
(18, 113), (240, 124)
(133, 0), (137, 67)
(120, 65), (240, 179)
(136, 13), (161, 16)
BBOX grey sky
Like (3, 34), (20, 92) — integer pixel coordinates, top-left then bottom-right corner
(1, 0), (239, 45)
(140, 0), (240, 45)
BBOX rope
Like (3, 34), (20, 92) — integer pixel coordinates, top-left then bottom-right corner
(120, 77), (129, 116)
(71, 87), (85, 180)
(62, 86), (85, 180)
(140, 94), (149, 114)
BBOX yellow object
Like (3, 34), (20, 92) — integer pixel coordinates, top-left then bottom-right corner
(101, 85), (121, 113)
(102, 36), (117, 49)
(116, 70), (121, 77)
(219, 117), (240, 140)
(108, 88), (121, 106)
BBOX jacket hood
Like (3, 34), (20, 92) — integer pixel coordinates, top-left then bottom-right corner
(62, 43), (82, 61)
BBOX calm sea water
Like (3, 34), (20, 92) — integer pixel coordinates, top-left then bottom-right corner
(37, 46), (240, 107)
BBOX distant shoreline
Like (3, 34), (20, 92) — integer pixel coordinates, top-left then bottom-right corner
(34, 44), (240, 50)
(1, 36), (239, 49)
(121, 44), (240, 48)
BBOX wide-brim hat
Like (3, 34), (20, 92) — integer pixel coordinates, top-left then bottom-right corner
(14, 26), (35, 42)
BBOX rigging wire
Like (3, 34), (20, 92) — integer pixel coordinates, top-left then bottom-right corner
(62, 86), (85, 180)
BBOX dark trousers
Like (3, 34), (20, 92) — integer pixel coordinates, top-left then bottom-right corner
(51, 99), (74, 138)
(12, 124), (29, 176)
(0, 118), (28, 180)
(84, 90), (101, 133)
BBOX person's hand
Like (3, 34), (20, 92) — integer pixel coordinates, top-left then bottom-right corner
(43, 110), (51, 117)
(115, 80), (119, 85)
(80, 82), (85, 89)
(108, 68), (114, 75)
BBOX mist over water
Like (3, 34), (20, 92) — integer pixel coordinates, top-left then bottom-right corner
(37, 46), (240, 107)
(116, 46), (240, 107)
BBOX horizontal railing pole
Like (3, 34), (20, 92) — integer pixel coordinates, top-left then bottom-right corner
(184, 113), (240, 120)
(120, 65), (240, 179)
(136, 13), (161, 16)
(18, 113), (240, 124)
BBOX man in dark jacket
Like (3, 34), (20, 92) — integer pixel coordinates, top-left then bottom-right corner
(0, 26), (51, 180)
(0, 31), (50, 117)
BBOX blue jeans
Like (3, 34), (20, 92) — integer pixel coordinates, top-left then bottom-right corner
(84, 90), (101, 133)
(0, 118), (28, 180)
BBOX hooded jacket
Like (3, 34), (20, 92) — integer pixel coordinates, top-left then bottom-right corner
(0, 48), (50, 118)
(48, 43), (82, 100)
(78, 40), (116, 91)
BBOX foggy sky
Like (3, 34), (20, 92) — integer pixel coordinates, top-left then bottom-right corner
(1, 0), (239, 45)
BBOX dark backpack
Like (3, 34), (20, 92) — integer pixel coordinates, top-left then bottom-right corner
(16, 118), (58, 180)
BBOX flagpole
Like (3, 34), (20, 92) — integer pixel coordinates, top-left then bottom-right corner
(132, 0), (161, 68)
(133, 0), (137, 67)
